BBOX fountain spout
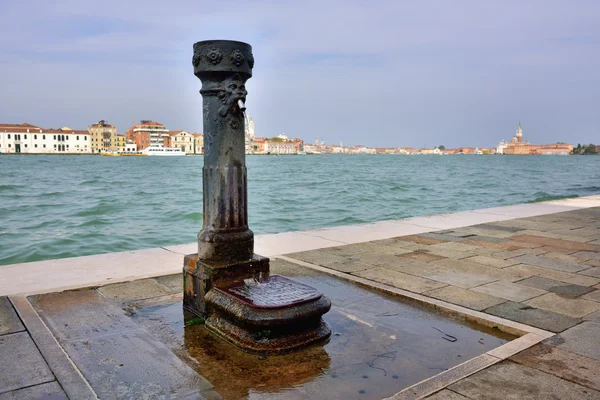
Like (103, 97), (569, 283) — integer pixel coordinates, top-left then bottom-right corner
(237, 99), (246, 113)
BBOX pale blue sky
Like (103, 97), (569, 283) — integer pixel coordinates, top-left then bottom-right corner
(1, 0), (599, 147)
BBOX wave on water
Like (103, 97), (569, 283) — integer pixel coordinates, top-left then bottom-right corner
(0, 184), (23, 190)
(567, 185), (600, 194)
(39, 191), (64, 198)
(74, 203), (119, 217)
(528, 192), (580, 203)
(77, 219), (112, 227)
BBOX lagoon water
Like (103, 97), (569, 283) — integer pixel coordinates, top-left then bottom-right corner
(1, 154), (599, 265)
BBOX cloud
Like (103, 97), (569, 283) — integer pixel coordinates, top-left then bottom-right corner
(1, 0), (599, 147)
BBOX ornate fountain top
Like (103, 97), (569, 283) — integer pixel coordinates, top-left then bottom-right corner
(192, 40), (254, 80)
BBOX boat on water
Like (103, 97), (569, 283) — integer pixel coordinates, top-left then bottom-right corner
(297, 151), (307, 155)
(100, 151), (119, 157)
(100, 150), (148, 157)
(475, 148), (484, 155)
(120, 151), (147, 157)
(142, 146), (186, 156)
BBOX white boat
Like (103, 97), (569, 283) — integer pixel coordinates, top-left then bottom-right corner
(475, 147), (483, 155)
(142, 146), (186, 156)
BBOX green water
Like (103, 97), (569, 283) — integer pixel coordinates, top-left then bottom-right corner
(1, 154), (599, 265)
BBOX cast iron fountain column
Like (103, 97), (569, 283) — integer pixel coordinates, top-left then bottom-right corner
(194, 40), (253, 262)
(183, 40), (331, 354)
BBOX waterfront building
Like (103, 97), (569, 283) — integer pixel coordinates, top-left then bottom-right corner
(331, 145), (349, 154)
(193, 133), (204, 154)
(500, 123), (573, 155)
(263, 139), (302, 154)
(0, 123), (91, 154)
(126, 121), (169, 150)
(88, 120), (118, 153)
(116, 134), (126, 151)
(248, 136), (303, 154)
(169, 130), (194, 153)
(303, 143), (318, 154)
(496, 140), (508, 154)
(420, 148), (442, 155)
(124, 142), (137, 152)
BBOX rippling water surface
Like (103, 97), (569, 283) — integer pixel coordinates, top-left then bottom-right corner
(1, 154), (599, 265)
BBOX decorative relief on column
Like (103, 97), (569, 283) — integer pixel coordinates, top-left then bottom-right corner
(230, 50), (245, 66)
(203, 102), (213, 157)
(206, 48), (223, 65)
(248, 53), (254, 69)
(217, 74), (247, 117)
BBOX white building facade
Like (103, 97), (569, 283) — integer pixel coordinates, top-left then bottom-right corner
(193, 134), (204, 155)
(0, 124), (91, 154)
(170, 130), (194, 153)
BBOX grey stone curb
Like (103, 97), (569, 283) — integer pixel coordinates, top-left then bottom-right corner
(9, 295), (97, 400)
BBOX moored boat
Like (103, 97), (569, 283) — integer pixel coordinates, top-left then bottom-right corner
(141, 145), (186, 156)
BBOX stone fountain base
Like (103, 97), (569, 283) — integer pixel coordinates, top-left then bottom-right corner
(183, 254), (331, 353)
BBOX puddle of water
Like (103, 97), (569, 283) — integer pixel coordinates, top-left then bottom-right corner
(131, 262), (515, 399)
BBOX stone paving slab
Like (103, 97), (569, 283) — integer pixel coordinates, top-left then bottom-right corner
(516, 276), (570, 291)
(461, 256), (519, 269)
(525, 293), (600, 318)
(0, 332), (54, 395)
(515, 229), (597, 243)
(428, 242), (480, 252)
(354, 267), (448, 294)
(155, 273), (183, 292)
(511, 235), (600, 252)
(63, 329), (211, 399)
(325, 259), (374, 273)
(373, 239), (431, 251)
(98, 278), (173, 302)
(556, 322), (600, 361)
(510, 343), (600, 391)
(377, 258), (442, 276)
(0, 382), (67, 400)
(511, 254), (589, 273)
(354, 252), (410, 266)
(583, 290), (600, 302)
(584, 311), (600, 322)
(0, 297), (23, 336)
(448, 361), (600, 400)
(397, 251), (447, 263)
(575, 251), (600, 261)
(30, 290), (139, 341)
(549, 284), (595, 298)
(284, 249), (348, 267)
(425, 389), (468, 399)
(485, 301), (580, 333)
(542, 251), (589, 264)
(581, 267), (600, 277)
(489, 248), (548, 259)
(423, 286), (506, 311)
(421, 248), (479, 260)
(421, 259), (525, 289)
(504, 264), (600, 286)
(471, 281), (546, 303)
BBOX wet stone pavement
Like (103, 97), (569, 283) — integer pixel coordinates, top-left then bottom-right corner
(10, 261), (511, 400)
(1, 206), (600, 399)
